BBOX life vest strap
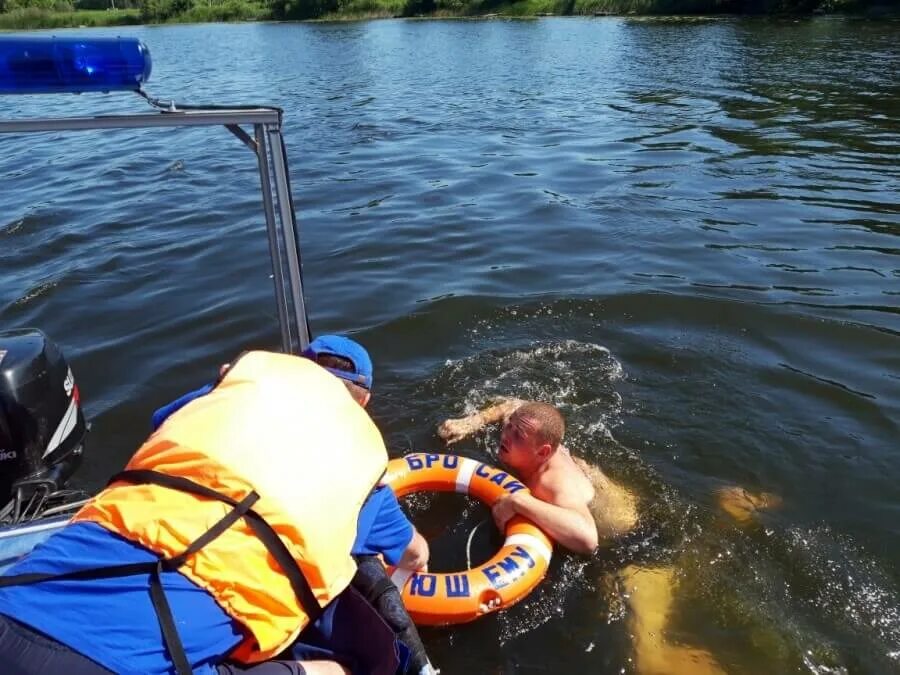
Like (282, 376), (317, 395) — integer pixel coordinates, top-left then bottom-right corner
(109, 470), (325, 670)
(111, 470), (261, 571)
(0, 470), (324, 675)
(0, 560), (199, 673)
(111, 470), (323, 617)
(150, 559), (192, 675)
(0, 560), (158, 586)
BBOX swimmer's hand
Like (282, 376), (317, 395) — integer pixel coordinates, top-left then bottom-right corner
(491, 493), (521, 531)
(478, 596), (502, 614)
(437, 415), (482, 445)
(439, 400), (523, 444)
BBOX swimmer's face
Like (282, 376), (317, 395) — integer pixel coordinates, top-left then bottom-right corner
(499, 413), (544, 472)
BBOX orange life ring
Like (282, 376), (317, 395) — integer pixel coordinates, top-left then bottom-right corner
(382, 453), (553, 626)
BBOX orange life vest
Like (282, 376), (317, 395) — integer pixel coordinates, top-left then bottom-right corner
(72, 350), (388, 664)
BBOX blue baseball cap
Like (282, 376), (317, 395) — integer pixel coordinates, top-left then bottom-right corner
(302, 334), (373, 390)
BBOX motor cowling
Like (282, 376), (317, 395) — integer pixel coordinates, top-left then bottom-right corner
(0, 329), (86, 507)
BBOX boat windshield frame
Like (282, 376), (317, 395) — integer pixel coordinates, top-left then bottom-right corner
(0, 107), (311, 354)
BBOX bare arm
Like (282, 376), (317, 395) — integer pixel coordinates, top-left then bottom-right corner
(437, 398), (525, 444)
(396, 528), (429, 571)
(494, 490), (598, 555)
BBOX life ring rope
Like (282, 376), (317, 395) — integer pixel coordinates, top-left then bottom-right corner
(382, 453), (553, 626)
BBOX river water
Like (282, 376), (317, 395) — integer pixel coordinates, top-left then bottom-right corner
(1, 16), (898, 674)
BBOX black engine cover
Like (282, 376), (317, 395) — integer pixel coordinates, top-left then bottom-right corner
(0, 329), (86, 505)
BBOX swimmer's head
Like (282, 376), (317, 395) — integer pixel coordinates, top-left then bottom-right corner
(499, 402), (565, 473)
(303, 334), (373, 407)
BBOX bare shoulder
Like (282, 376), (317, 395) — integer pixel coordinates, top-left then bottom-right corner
(536, 450), (595, 508)
(572, 455), (640, 540)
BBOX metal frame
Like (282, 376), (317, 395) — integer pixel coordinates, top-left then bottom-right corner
(0, 107), (311, 354)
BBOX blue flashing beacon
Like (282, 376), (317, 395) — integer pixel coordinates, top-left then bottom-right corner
(0, 37), (151, 95)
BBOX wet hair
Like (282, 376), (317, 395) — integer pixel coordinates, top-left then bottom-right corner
(316, 354), (370, 406)
(515, 402), (565, 450)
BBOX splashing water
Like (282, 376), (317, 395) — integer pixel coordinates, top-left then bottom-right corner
(380, 314), (900, 673)
(439, 338), (625, 455)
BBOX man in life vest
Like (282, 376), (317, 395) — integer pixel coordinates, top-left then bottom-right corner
(148, 334), (437, 675)
(0, 346), (407, 675)
(291, 335), (437, 675)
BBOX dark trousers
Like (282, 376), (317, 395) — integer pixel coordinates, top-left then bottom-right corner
(0, 613), (307, 675)
(0, 613), (113, 674)
(351, 556), (431, 674)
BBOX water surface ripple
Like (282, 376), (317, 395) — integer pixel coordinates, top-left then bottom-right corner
(1, 17), (898, 674)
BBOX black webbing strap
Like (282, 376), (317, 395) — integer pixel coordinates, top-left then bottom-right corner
(109, 471), (261, 571)
(242, 509), (323, 622)
(0, 560), (157, 587)
(110, 471), (325, 649)
(0, 470), (323, 675)
(150, 560), (192, 675)
(165, 490), (259, 570)
(110, 470), (245, 508)
(137, 481), (259, 675)
(111, 470), (323, 621)
(0, 473), (262, 675)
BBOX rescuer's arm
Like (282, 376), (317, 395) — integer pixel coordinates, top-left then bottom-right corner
(396, 529), (429, 571)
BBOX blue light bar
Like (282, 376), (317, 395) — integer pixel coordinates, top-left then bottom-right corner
(0, 37), (151, 95)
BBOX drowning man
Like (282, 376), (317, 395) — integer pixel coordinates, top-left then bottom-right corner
(438, 398), (638, 554)
(438, 397), (778, 675)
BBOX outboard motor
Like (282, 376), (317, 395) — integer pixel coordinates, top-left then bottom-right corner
(0, 329), (87, 520)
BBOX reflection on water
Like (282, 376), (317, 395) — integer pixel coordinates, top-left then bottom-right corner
(2, 16), (898, 674)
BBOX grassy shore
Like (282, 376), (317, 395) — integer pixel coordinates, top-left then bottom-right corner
(0, 2), (265, 29)
(0, 0), (891, 30)
(0, 7), (140, 28)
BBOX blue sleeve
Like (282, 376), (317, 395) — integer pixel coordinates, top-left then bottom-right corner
(151, 383), (215, 430)
(352, 487), (414, 566)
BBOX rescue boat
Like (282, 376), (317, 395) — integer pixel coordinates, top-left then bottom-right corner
(0, 39), (551, 624)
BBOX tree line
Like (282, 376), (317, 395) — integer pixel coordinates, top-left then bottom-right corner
(0, 0), (888, 26)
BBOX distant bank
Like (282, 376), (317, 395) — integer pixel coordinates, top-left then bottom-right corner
(0, 0), (894, 34)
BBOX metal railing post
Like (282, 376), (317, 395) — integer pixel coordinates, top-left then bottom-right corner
(267, 125), (310, 353)
(255, 123), (293, 354)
